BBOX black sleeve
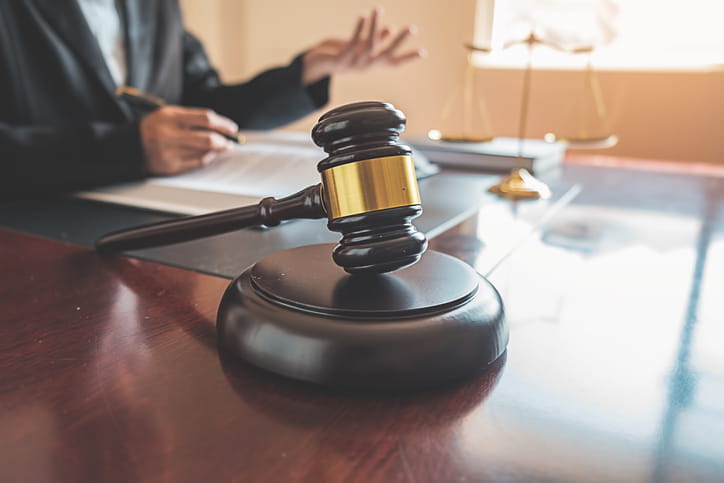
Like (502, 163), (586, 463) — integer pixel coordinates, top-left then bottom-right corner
(0, 121), (147, 200)
(180, 32), (330, 130)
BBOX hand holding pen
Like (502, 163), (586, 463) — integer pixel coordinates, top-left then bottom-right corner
(118, 86), (245, 176)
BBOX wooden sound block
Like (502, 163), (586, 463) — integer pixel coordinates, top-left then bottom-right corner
(217, 244), (507, 389)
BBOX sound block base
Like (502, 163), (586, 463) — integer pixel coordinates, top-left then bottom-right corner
(217, 244), (507, 389)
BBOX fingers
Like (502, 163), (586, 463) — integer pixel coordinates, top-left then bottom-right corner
(364, 8), (380, 59)
(298, 9), (424, 85)
(388, 49), (426, 67)
(341, 15), (366, 64)
(379, 26), (392, 41)
(151, 151), (216, 176)
(172, 128), (232, 152)
(139, 105), (235, 176)
(316, 39), (348, 51)
(346, 9), (422, 70)
(146, 147), (221, 176)
(374, 25), (416, 64)
(171, 107), (239, 136)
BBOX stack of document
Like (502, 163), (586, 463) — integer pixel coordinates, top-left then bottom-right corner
(406, 137), (567, 174)
(77, 132), (323, 215)
(76, 131), (438, 215)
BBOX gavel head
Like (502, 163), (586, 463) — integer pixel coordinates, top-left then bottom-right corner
(311, 101), (428, 274)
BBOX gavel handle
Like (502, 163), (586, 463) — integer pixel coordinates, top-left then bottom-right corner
(96, 184), (325, 253)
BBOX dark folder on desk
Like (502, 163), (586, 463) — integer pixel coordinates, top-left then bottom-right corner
(0, 172), (503, 279)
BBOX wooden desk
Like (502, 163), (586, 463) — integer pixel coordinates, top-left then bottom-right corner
(1, 157), (722, 482)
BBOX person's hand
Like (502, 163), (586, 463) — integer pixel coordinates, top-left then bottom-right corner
(139, 106), (238, 176)
(302, 9), (425, 85)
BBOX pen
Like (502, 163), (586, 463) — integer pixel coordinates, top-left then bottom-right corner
(115, 86), (245, 144)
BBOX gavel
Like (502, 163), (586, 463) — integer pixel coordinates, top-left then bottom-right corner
(99, 100), (508, 388)
(96, 101), (428, 274)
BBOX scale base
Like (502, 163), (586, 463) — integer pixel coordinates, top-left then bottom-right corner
(217, 244), (508, 389)
(488, 168), (552, 201)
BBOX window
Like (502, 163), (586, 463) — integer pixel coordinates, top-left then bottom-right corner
(473, 0), (724, 70)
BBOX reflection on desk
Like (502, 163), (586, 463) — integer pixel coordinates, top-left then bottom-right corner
(1, 155), (723, 482)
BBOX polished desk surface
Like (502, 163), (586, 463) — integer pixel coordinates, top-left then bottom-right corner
(1, 156), (723, 482)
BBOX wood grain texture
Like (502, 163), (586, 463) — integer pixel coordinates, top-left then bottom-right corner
(1, 157), (723, 482)
(0, 229), (505, 482)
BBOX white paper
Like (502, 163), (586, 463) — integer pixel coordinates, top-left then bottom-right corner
(75, 132), (327, 215)
(150, 142), (323, 198)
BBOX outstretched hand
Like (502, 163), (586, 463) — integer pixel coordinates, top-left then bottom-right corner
(302, 9), (425, 85)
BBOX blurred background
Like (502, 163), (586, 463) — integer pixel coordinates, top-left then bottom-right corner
(179, 0), (724, 165)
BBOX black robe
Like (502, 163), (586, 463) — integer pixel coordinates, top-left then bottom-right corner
(0, 0), (329, 198)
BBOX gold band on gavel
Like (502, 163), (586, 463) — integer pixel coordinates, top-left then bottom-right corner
(321, 155), (421, 220)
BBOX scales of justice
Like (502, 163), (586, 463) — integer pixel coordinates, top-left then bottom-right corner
(96, 101), (509, 389)
(429, 31), (618, 201)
